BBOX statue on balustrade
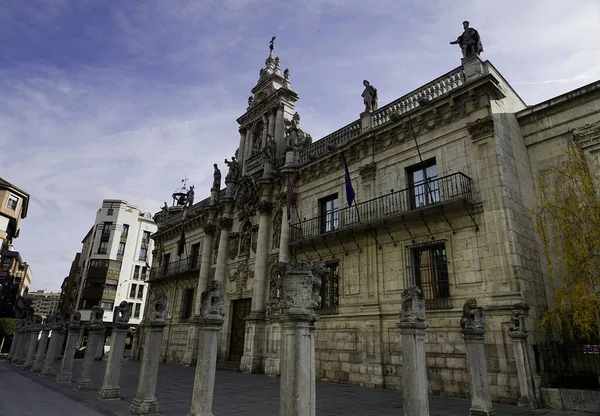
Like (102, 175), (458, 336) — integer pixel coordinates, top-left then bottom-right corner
(450, 21), (483, 59)
(362, 80), (378, 112)
(187, 185), (195, 206)
(284, 112), (312, 151)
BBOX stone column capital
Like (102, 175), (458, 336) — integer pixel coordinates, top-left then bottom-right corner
(203, 222), (217, 235)
(257, 201), (273, 215)
(278, 260), (327, 317)
(218, 216), (233, 230)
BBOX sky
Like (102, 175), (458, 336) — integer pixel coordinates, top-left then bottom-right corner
(1, 0), (599, 291)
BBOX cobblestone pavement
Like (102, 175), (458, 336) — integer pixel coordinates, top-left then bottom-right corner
(0, 359), (596, 416)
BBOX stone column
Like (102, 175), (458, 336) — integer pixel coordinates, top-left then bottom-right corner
(11, 323), (26, 364)
(508, 303), (538, 409)
(95, 327), (106, 360)
(41, 317), (66, 376)
(183, 210), (217, 366)
(278, 172), (293, 261)
(75, 306), (104, 391)
(278, 260), (325, 416)
(238, 129), (247, 176)
(460, 299), (496, 416)
(188, 280), (225, 416)
(23, 323), (41, 370)
(130, 328), (139, 360)
(16, 321), (33, 366)
(56, 312), (82, 383)
(98, 302), (132, 399)
(214, 214), (233, 286)
(397, 286), (430, 416)
(241, 189), (273, 374)
(7, 319), (23, 362)
(31, 323), (50, 373)
(130, 293), (167, 415)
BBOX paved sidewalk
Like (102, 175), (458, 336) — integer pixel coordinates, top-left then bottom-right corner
(0, 359), (596, 415)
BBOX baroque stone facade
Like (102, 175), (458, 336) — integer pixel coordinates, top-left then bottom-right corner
(140, 44), (600, 405)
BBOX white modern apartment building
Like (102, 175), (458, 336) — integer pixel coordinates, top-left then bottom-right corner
(74, 199), (157, 326)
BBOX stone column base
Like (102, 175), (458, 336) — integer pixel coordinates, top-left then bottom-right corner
(240, 355), (263, 374)
(470, 410), (496, 416)
(31, 362), (44, 373)
(130, 398), (160, 415)
(56, 372), (72, 383)
(40, 366), (56, 376)
(74, 379), (94, 391)
(517, 396), (535, 409)
(264, 357), (280, 376)
(97, 386), (121, 400)
(23, 360), (34, 370)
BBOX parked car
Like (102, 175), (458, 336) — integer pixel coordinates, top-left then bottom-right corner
(74, 346), (86, 358)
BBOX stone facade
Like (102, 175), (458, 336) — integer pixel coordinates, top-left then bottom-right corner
(139, 45), (600, 405)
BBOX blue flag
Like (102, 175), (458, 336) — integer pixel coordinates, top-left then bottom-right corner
(342, 152), (355, 207)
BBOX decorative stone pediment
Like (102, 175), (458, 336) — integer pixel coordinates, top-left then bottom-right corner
(235, 176), (260, 221)
(467, 115), (494, 141)
(228, 261), (253, 298)
(359, 162), (377, 181)
(573, 122), (600, 150)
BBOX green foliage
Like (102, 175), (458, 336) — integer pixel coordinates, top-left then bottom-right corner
(0, 318), (16, 339)
(533, 142), (600, 341)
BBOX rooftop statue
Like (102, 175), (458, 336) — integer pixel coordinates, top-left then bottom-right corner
(362, 80), (378, 113)
(187, 185), (195, 206)
(212, 164), (221, 191)
(224, 156), (240, 183)
(285, 112), (312, 151)
(450, 21), (483, 59)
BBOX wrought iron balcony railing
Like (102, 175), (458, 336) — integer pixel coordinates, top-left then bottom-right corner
(290, 172), (473, 243)
(148, 255), (201, 282)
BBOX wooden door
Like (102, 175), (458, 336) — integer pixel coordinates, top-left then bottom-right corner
(228, 298), (251, 362)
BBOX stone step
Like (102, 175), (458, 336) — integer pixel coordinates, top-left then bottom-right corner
(216, 361), (240, 372)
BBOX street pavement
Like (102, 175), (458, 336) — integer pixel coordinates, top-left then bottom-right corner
(0, 359), (597, 415)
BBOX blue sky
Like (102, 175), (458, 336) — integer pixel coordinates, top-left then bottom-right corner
(1, 0), (598, 291)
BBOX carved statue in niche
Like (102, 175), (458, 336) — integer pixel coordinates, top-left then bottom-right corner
(450, 21), (483, 59)
(235, 176), (259, 221)
(252, 121), (264, 154)
(284, 112), (312, 151)
(228, 232), (239, 260)
(228, 262), (251, 298)
(272, 209), (282, 249)
(262, 134), (276, 162)
(251, 225), (259, 253)
(240, 222), (252, 256)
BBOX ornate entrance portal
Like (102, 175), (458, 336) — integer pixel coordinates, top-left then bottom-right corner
(228, 298), (251, 362)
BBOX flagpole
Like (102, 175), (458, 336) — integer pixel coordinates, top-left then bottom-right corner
(407, 114), (432, 204)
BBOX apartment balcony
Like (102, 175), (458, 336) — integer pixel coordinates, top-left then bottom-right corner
(290, 172), (474, 244)
(148, 255), (201, 283)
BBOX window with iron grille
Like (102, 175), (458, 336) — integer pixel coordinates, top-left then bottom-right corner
(320, 194), (339, 233)
(406, 241), (450, 309)
(319, 261), (340, 315)
(407, 159), (440, 209)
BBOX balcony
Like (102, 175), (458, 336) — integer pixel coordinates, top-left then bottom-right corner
(290, 172), (473, 244)
(148, 255), (201, 282)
